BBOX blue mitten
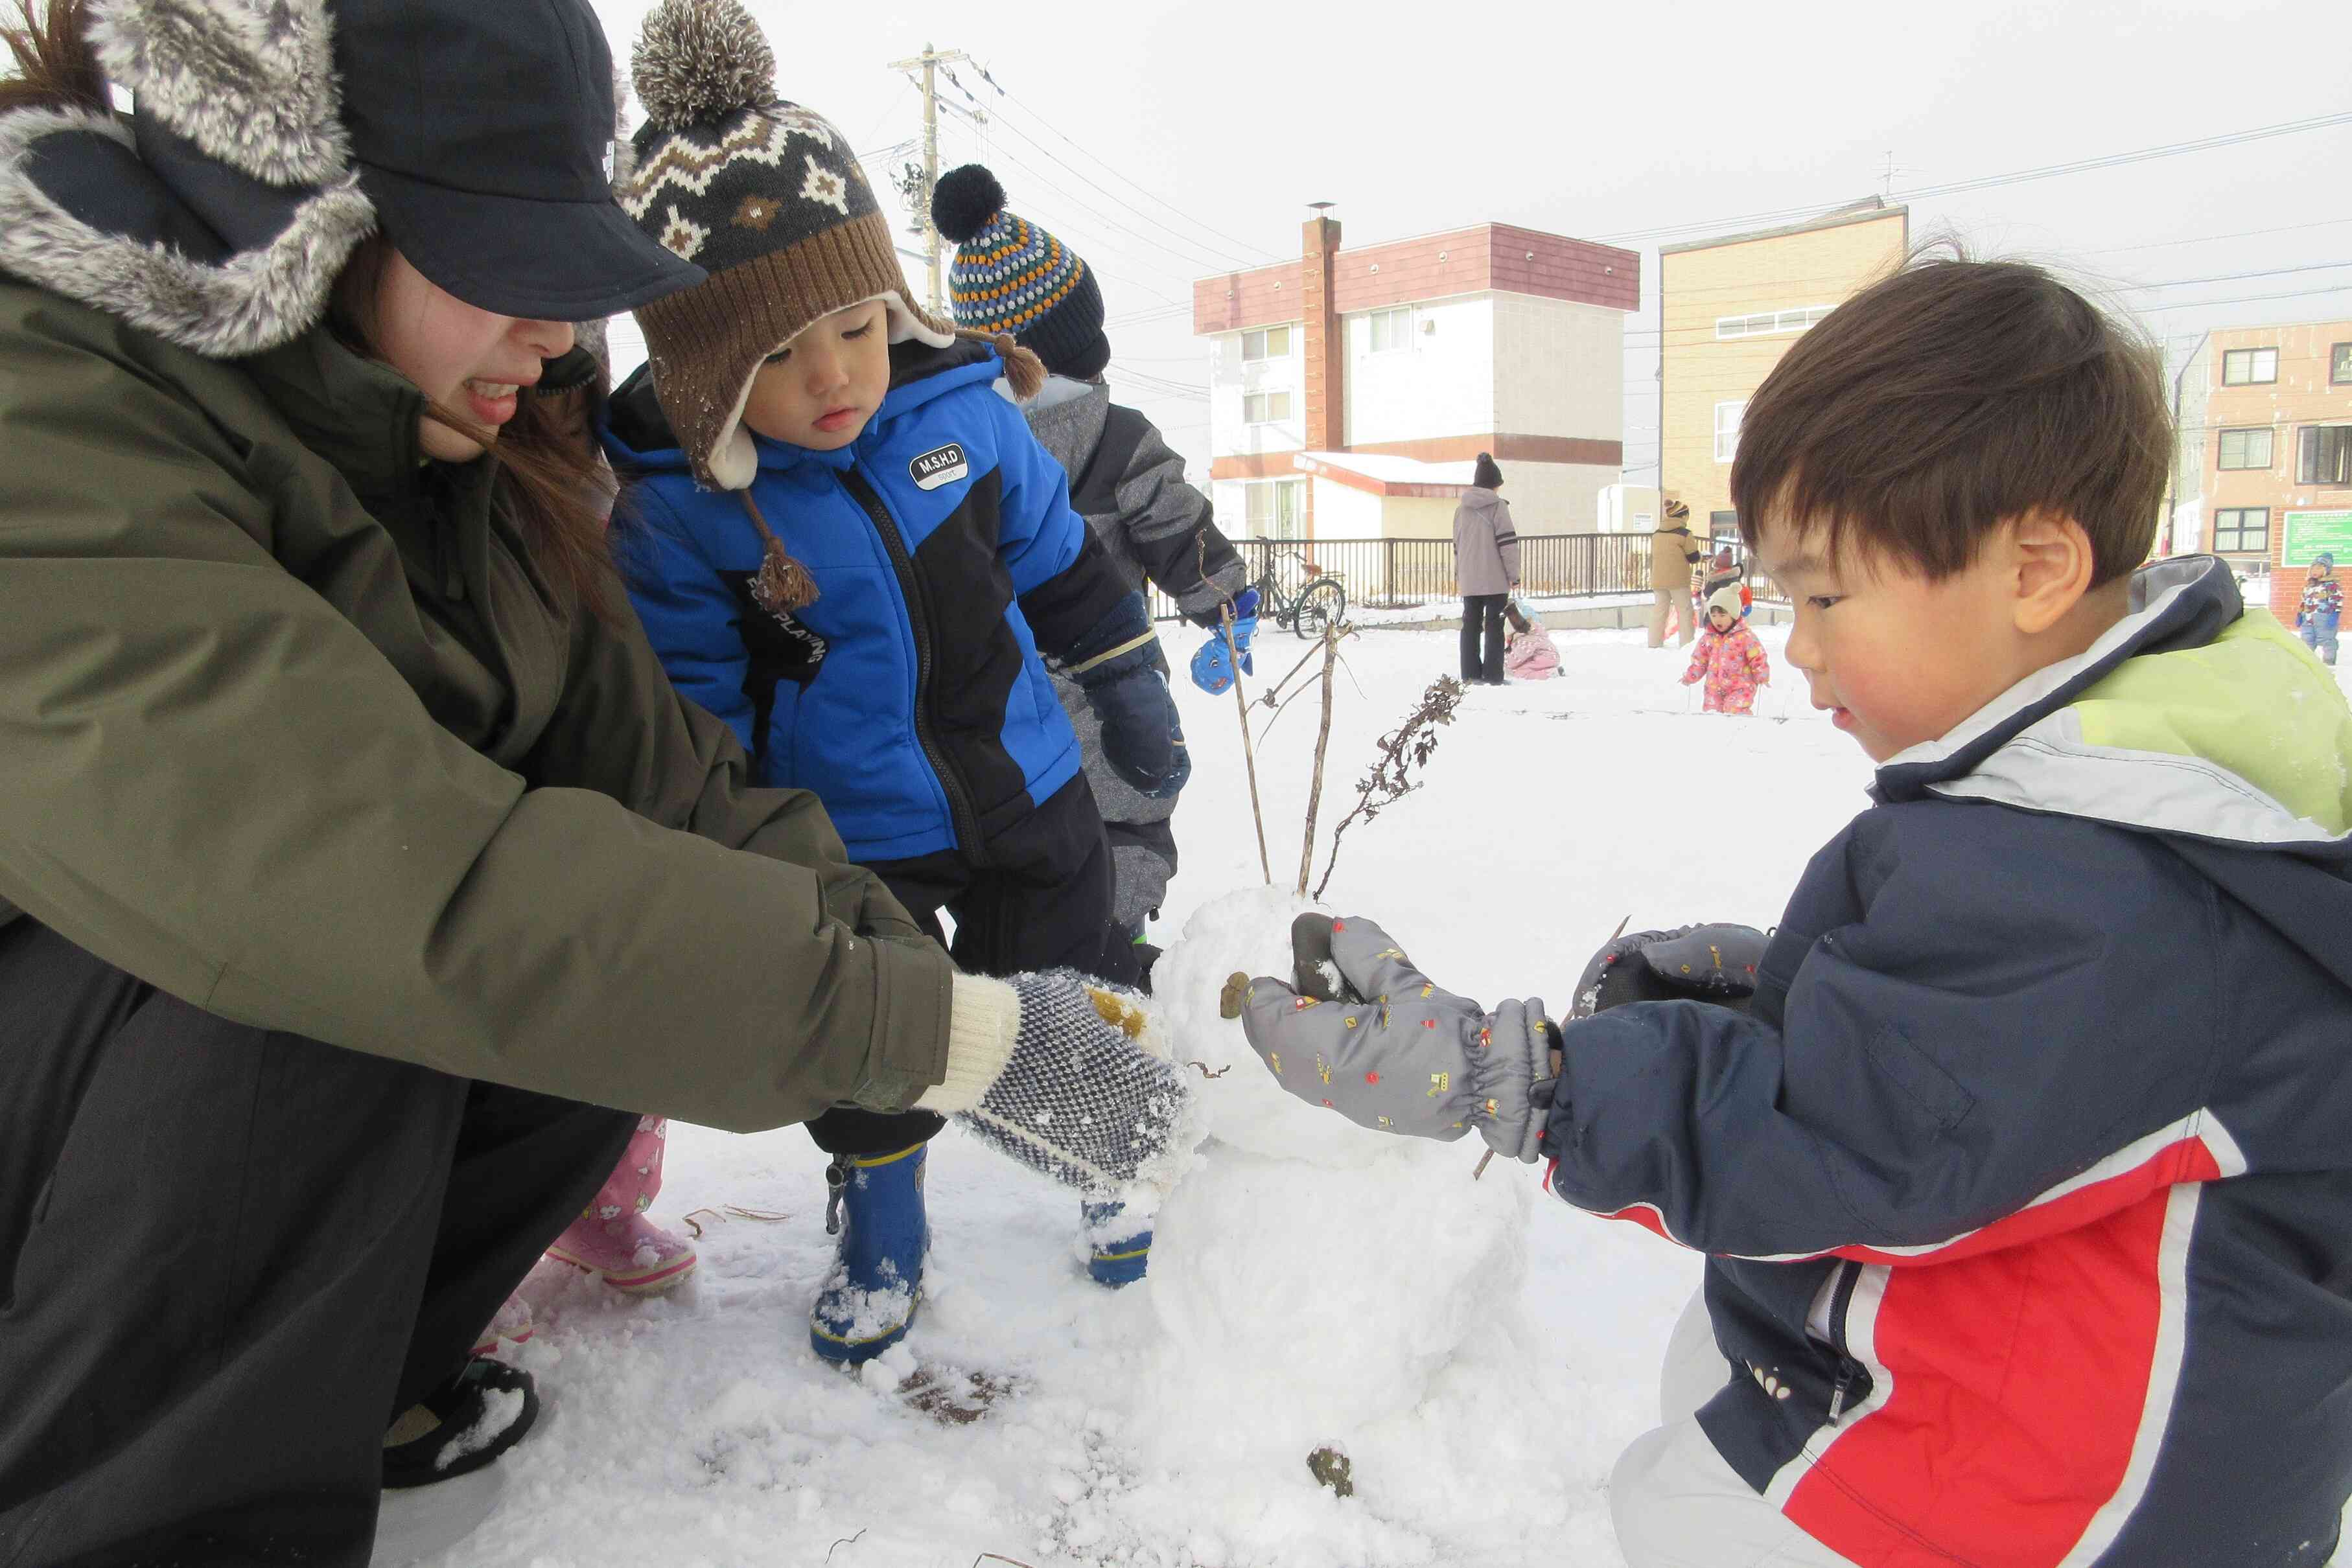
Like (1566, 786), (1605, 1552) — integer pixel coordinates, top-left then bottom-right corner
(1189, 589), (1259, 695)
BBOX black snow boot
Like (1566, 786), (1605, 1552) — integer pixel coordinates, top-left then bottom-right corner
(382, 1357), (541, 1489)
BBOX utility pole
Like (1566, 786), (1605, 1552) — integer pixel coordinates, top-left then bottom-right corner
(885, 43), (979, 316)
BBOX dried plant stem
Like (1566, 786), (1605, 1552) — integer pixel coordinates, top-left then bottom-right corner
(1296, 624), (1340, 896)
(1225, 599), (1273, 885)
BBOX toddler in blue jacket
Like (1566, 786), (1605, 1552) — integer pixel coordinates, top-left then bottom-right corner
(1240, 254), (2352, 1568)
(605, 0), (1186, 1360)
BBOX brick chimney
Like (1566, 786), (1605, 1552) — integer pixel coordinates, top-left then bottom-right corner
(1299, 203), (1342, 532)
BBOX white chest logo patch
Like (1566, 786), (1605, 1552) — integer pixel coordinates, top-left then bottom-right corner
(910, 443), (970, 491)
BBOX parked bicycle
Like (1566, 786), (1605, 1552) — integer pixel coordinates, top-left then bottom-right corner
(1252, 550), (1349, 640)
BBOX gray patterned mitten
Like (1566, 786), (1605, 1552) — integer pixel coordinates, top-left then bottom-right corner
(1240, 915), (1555, 1162)
(922, 971), (1193, 1196)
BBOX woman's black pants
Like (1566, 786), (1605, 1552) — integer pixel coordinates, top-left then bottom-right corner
(1460, 594), (1507, 684)
(0, 919), (635, 1567)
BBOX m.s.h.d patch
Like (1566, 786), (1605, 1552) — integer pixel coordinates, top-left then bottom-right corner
(910, 443), (970, 491)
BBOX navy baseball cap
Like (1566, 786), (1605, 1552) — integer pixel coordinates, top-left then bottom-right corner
(332, 0), (706, 320)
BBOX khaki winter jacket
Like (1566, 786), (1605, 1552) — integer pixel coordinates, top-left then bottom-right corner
(0, 283), (954, 1132)
(1453, 488), (1520, 597)
(1651, 525), (1703, 592)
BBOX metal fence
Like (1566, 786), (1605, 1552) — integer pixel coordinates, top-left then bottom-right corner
(1147, 534), (1785, 621)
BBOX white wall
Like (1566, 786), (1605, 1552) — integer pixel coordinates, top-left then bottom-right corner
(1309, 478), (1384, 538)
(1493, 295), (1624, 442)
(1490, 461), (1618, 533)
(1207, 329), (1305, 460)
(1343, 295), (1496, 447)
(1598, 483), (1659, 533)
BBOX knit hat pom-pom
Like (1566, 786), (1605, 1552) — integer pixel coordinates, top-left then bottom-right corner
(931, 164), (1007, 244)
(633, 0), (778, 132)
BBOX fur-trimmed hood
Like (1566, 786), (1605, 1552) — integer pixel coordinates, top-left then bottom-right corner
(0, 0), (375, 358)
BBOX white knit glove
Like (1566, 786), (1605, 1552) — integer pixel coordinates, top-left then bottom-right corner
(918, 972), (1194, 1197)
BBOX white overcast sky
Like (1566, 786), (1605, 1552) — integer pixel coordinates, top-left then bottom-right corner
(591, 0), (2352, 498)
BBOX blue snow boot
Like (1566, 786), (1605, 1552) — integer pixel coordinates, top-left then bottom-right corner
(810, 1144), (929, 1365)
(1084, 1201), (1152, 1287)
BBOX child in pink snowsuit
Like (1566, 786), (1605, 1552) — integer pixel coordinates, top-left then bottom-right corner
(1504, 601), (1563, 680)
(1681, 586), (1770, 715)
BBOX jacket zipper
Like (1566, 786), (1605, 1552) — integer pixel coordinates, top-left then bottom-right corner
(1826, 1258), (1863, 1425)
(840, 467), (987, 862)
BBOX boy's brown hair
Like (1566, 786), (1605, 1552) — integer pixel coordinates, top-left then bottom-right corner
(1730, 248), (2172, 586)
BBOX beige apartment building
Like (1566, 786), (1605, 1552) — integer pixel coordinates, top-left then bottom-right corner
(1659, 200), (1910, 543)
(2169, 320), (2352, 627)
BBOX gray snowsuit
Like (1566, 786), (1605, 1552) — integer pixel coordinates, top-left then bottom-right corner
(1021, 376), (1248, 938)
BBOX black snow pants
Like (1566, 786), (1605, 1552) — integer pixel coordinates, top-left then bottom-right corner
(1461, 593), (1507, 684)
(804, 772), (1121, 1159)
(0, 919), (636, 1568)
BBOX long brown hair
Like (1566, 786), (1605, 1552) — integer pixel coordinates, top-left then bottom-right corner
(335, 248), (629, 622)
(1, 0), (102, 115)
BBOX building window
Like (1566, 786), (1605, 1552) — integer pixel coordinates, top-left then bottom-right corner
(2212, 508), (2270, 555)
(1714, 400), (1746, 463)
(1244, 478), (1305, 539)
(1366, 306), (1414, 353)
(2334, 343), (2352, 385)
(2298, 424), (2352, 486)
(1241, 325), (1291, 363)
(1242, 390), (1292, 426)
(2222, 347), (2278, 386)
(2217, 427), (2274, 470)
(1715, 305), (1834, 340)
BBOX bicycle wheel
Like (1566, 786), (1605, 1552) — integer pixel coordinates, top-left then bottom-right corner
(1293, 578), (1347, 639)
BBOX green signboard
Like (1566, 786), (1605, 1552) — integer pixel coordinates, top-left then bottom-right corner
(2283, 509), (2352, 568)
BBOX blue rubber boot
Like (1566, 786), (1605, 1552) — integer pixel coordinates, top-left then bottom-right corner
(1084, 1201), (1152, 1287)
(810, 1144), (928, 1365)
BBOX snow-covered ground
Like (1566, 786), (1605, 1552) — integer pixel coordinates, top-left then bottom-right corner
(377, 622), (2347, 1568)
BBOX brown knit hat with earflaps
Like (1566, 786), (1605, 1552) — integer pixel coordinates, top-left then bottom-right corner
(616, 0), (961, 495)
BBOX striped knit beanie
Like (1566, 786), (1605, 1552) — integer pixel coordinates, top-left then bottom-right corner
(615, 0), (955, 490)
(931, 165), (1110, 382)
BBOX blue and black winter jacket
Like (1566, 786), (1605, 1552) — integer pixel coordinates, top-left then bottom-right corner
(605, 339), (1132, 862)
(1544, 557), (2352, 1568)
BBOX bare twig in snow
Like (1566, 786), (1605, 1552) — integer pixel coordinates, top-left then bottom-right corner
(1312, 675), (1465, 900)
(824, 1528), (866, 1563)
(1297, 624), (1341, 896)
(1202, 537), (1272, 883)
(1187, 1060), (1231, 1079)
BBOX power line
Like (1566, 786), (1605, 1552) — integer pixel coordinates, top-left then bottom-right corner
(1590, 110), (2352, 248)
(964, 68), (1282, 270)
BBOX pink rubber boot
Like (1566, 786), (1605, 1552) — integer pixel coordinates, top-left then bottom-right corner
(545, 1116), (697, 1294)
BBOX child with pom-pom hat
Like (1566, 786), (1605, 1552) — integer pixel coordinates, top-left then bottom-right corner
(931, 163), (1253, 1018)
(603, 0), (1189, 1359)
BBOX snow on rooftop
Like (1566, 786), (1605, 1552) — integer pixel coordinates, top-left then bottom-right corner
(1295, 450), (1478, 489)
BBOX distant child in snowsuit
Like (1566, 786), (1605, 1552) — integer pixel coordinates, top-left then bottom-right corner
(929, 165), (1249, 988)
(1681, 584), (1770, 713)
(605, 6), (1187, 1360)
(1503, 600), (1561, 680)
(2301, 551), (2342, 665)
(1240, 255), (2352, 1568)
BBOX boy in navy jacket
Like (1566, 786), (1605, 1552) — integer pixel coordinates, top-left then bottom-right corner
(1237, 255), (2352, 1567)
(607, 1), (1185, 1360)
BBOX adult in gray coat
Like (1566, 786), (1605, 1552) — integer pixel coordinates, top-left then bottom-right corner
(1454, 452), (1520, 684)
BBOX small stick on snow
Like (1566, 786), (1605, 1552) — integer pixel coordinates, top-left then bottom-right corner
(824, 1528), (867, 1563)
(1200, 538), (1274, 882)
(1296, 623), (1342, 896)
(1187, 1060), (1231, 1079)
(1473, 1149), (1495, 1181)
(1227, 599), (1273, 884)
